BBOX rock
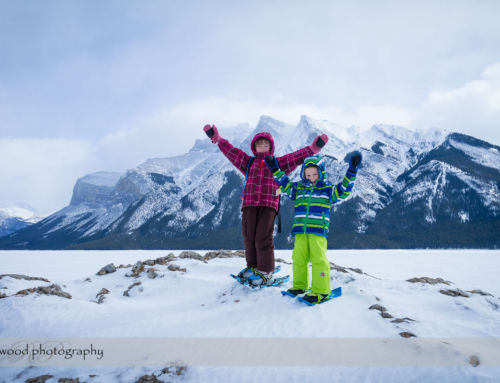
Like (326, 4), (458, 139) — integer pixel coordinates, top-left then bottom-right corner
(58, 378), (80, 383)
(0, 292), (7, 298)
(275, 258), (292, 265)
(469, 355), (480, 367)
(391, 317), (416, 324)
(399, 332), (416, 338)
(16, 284), (72, 299)
(95, 288), (110, 304)
(153, 256), (169, 265)
(128, 262), (145, 278)
(330, 263), (348, 273)
(39, 284), (72, 299)
(380, 312), (393, 319)
(204, 250), (235, 260)
(467, 289), (493, 297)
(135, 375), (164, 383)
(123, 281), (142, 297)
(439, 289), (470, 298)
(143, 259), (157, 266)
(96, 288), (110, 298)
(168, 264), (186, 272)
(138, 375), (165, 383)
(161, 365), (187, 376)
(349, 268), (363, 274)
(179, 251), (204, 261)
(369, 304), (387, 312)
(147, 268), (159, 279)
(406, 277), (452, 285)
(25, 375), (53, 383)
(0, 274), (50, 282)
(84, 278), (92, 282)
(96, 263), (117, 276)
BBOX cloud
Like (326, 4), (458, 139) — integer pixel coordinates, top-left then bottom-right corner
(150, 96), (414, 133)
(3, 62), (500, 214)
(0, 138), (95, 214)
(413, 62), (500, 145)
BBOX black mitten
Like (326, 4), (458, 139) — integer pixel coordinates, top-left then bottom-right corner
(349, 151), (362, 172)
(264, 156), (280, 172)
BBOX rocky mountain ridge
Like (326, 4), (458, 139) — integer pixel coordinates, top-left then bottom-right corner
(1, 115), (499, 249)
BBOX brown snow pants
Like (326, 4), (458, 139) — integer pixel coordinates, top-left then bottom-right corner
(241, 206), (277, 273)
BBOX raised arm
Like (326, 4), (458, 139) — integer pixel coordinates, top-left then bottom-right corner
(265, 156), (297, 200)
(203, 124), (250, 174)
(332, 151), (362, 204)
(277, 134), (328, 174)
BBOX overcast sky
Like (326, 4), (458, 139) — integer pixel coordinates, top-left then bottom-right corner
(1, 0), (500, 215)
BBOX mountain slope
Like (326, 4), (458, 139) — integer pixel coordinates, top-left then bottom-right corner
(1, 116), (498, 249)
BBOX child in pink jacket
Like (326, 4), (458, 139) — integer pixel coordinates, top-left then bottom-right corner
(204, 124), (328, 286)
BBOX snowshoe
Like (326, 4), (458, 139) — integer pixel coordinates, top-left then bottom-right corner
(248, 270), (274, 287)
(230, 265), (280, 285)
(297, 287), (342, 306)
(250, 275), (290, 289)
(281, 289), (307, 298)
(237, 267), (255, 279)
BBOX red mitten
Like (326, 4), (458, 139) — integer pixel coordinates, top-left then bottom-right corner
(203, 124), (220, 144)
(310, 134), (328, 154)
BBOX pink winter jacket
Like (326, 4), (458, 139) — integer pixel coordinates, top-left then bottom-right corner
(218, 132), (314, 211)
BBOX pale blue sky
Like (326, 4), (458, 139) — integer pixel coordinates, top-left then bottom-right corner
(1, 0), (500, 213)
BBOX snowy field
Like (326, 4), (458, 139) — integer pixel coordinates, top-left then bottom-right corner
(1, 249), (500, 382)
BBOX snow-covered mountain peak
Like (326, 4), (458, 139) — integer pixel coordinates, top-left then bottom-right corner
(299, 115), (359, 142)
(256, 115), (291, 131)
(365, 124), (448, 149)
(366, 124), (416, 145)
(0, 206), (36, 221)
(446, 134), (500, 171)
(78, 171), (122, 187)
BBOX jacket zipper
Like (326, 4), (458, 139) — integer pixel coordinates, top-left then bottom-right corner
(305, 185), (312, 234)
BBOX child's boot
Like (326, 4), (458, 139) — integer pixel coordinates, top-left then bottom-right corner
(248, 270), (273, 286)
(237, 267), (255, 280)
(286, 288), (307, 296)
(302, 293), (329, 304)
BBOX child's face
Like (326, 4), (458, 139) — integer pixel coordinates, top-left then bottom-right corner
(255, 139), (271, 153)
(304, 166), (320, 184)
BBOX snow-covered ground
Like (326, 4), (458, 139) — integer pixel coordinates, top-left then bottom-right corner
(1, 249), (499, 382)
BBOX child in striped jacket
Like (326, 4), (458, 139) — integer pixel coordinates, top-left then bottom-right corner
(265, 152), (362, 303)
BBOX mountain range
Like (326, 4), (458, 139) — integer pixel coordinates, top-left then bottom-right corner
(1, 115), (499, 249)
(0, 205), (43, 238)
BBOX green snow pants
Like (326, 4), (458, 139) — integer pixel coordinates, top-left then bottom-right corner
(292, 234), (330, 295)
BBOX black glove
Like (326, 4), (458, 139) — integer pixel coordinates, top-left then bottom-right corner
(349, 151), (362, 171)
(264, 156), (280, 172)
(316, 136), (326, 148)
(205, 127), (214, 138)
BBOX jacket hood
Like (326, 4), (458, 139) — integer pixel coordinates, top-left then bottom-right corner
(300, 155), (327, 184)
(250, 132), (275, 157)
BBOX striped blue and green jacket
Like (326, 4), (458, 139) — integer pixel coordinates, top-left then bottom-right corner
(272, 155), (357, 238)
